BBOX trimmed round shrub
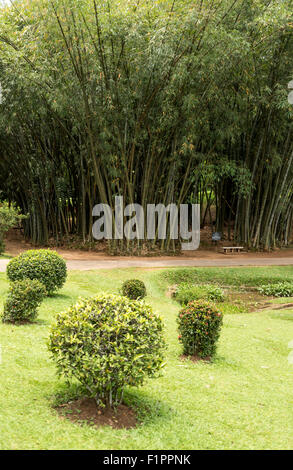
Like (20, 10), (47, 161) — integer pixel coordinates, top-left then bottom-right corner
(174, 283), (225, 305)
(177, 300), (223, 358)
(257, 282), (293, 297)
(7, 249), (67, 295)
(2, 279), (46, 323)
(48, 293), (165, 408)
(122, 279), (147, 300)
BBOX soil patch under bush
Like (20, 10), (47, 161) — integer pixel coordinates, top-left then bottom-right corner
(56, 398), (137, 429)
(180, 354), (211, 363)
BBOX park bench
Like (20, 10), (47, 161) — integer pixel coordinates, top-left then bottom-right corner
(222, 246), (244, 254)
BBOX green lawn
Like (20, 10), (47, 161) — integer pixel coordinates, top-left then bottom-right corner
(0, 266), (293, 450)
(161, 265), (293, 287)
(0, 254), (12, 259)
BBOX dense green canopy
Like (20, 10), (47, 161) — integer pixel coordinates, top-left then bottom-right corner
(0, 0), (292, 251)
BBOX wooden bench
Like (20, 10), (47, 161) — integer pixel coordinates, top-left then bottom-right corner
(222, 246), (244, 254)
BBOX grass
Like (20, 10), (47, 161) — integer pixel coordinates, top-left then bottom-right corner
(160, 265), (293, 287)
(0, 253), (12, 259)
(0, 266), (293, 449)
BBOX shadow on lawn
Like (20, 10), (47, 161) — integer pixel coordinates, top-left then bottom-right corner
(48, 292), (73, 300)
(1, 318), (48, 327)
(269, 311), (293, 322)
(49, 382), (172, 429)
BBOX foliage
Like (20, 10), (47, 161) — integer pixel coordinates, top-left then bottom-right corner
(174, 283), (225, 305)
(2, 279), (46, 323)
(48, 293), (166, 408)
(0, 201), (26, 254)
(177, 300), (223, 358)
(0, 1), (292, 250)
(217, 301), (247, 316)
(257, 282), (293, 297)
(6, 249), (67, 295)
(122, 279), (147, 300)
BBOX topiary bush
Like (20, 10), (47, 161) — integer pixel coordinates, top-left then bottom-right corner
(174, 283), (225, 305)
(177, 300), (223, 358)
(2, 279), (46, 323)
(122, 279), (147, 300)
(6, 249), (67, 295)
(257, 282), (293, 297)
(48, 293), (165, 408)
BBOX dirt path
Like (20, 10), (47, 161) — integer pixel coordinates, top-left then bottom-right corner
(5, 236), (293, 260)
(1, 256), (293, 272)
(2, 233), (293, 271)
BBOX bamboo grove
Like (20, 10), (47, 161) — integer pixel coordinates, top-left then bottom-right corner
(0, 0), (292, 252)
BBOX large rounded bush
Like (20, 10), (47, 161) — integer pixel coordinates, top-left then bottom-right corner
(49, 293), (165, 408)
(122, 279), (147, 300)
(177, 300), (223, 358)
(2, 279), (46, 323)
(7, 249), (67, 295)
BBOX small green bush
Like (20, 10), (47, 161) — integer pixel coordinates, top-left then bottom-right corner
(177, 300), (223, 358)
(122, 279), (147, 300)
(2, 279), (46, 323)
(174, 283), (225, 305)
(0, 201), (26, 254)
(48, 293), (165, 408)
(257, 282), (293, 297)
(7, 249), (67, 295)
